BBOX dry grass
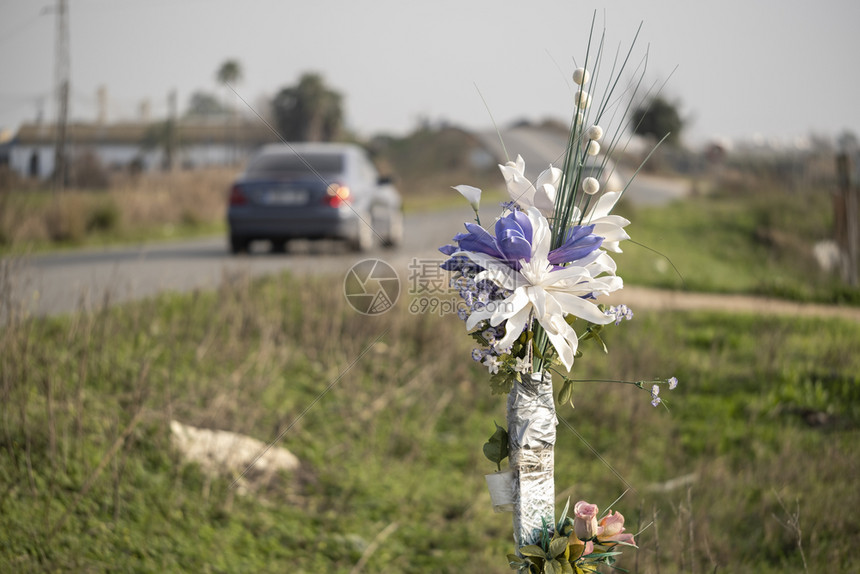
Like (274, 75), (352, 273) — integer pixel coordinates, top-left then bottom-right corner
(0, 168), (234, 249)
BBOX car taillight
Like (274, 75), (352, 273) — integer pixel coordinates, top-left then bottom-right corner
(323, 183), (351, 207)
(229, 185), (248, 206)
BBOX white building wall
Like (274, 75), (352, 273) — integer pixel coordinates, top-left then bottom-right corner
(9, 140), (254, 179)
(10, 145), (55, 179)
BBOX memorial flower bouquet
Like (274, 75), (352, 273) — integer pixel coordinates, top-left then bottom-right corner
(439, 21), (678, 572)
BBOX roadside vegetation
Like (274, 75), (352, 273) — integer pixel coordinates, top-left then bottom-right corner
(1, 265), (858, 572)
(613, 182), (858, 305)
(3, 127), (855, 307)
(0, 167), (233, 255)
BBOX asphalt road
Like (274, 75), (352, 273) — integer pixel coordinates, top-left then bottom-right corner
(3, 208), (462, 319)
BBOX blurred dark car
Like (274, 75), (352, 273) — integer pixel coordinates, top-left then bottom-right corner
(227, 143), (402, 253)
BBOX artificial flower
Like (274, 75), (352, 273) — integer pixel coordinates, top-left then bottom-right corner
(573, 500), (600, 540)
(586, 125), (604, 141)
(650, 384), (661, 407)
(483, 355), (501, 374)
(573, 191), (631, 253)
(456, 208), (620, 371)
(574, 90), (592, 109)
(582, 177), (600, 195)
(597, 511), (636, 547)
(453, 184), (482, 212)
(572, 67), (590, 85)
(449, 209), (603, 272)
(498, 155), (561, 217)
(513, 357), (531, 374)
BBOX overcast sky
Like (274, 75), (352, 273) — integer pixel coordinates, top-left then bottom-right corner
(1, 0), (858, 146)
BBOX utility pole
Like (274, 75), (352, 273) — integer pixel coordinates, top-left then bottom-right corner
(836, 152), (859, 286)
(166, 89), (178, 171)
(53, 0), (70, 192)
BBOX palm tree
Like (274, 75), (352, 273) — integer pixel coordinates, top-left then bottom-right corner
(216, 59), (243, 163)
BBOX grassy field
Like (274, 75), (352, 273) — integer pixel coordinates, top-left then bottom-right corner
(2, 134), (859, 571)
(613, 182), (859, 305)
(1, 267), (858, 573)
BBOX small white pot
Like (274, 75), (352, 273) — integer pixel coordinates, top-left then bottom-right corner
(485, 469), (515, 513)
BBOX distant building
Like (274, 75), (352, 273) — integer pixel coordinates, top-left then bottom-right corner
(8, 120), (280, 180)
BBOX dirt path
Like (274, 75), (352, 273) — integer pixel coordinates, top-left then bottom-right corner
(606, 286), (860, 322)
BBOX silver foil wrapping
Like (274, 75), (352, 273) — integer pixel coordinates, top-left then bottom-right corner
(507, 371), (557, 548)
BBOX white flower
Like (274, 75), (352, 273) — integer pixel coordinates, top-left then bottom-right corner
(586, 141), (600, 156)
(498, 155), (561, 217)
(574, 191), (631, 253)
(572, 67), (590, 86)
(456, 208), (621, 371)
(483, 355), (501, 374)
(586, 125), (603, 141)
(453, 184), (481, 211)
(582, 177), (600, 195)
(514, 357), (531, 374)
(574, 90), (592, 110)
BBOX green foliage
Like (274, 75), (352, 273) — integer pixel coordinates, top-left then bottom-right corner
(614, 183), (860, 304)
(185, 91), (228, 118)
(1, 271), (859, 572)
(483, 422), (509, 471)
(632, 95), (684, 145)
(216, 59), (242, 86)
(86, 198), (120, 232)
(272, 72), (344, 142)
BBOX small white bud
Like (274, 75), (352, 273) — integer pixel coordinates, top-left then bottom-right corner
(582, 176), (600, 195)
(574, 90), (591, 110)
(572, 67), (590, 86)
(586, 140), (600, 156)
(586, 125), (603, 141)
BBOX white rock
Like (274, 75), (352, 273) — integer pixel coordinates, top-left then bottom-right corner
(170, 420), (300, 492)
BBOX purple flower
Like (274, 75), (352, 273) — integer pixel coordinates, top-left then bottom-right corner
(547, 225), (603, 266)
(668, 377), (678, 390)
(451, 211), (534, 269)
(446, 213), (604, 273)
(606, 304), (634, 325)
(650, 384), (661, 407)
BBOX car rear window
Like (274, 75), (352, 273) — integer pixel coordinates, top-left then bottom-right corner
(246, 152), (345, 176)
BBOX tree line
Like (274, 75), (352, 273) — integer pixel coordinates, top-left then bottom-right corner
(187, 60), (344, 142)
(189, 59), (682, 145)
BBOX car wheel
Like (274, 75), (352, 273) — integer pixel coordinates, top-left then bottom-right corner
(382, 209), (403, 248)
(230, 235), (248, 254)
(349, 217), (374, 253)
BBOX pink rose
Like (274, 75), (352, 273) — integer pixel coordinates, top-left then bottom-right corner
(573, 500), (599, 540)
(597, 511), (636, 547)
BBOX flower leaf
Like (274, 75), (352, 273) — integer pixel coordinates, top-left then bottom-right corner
(549, 536), (570, 559)
(518, 545), (548, 559)
(482, 422), (509, 469)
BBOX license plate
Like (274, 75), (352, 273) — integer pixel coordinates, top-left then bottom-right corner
(264, 189), (308, 205)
